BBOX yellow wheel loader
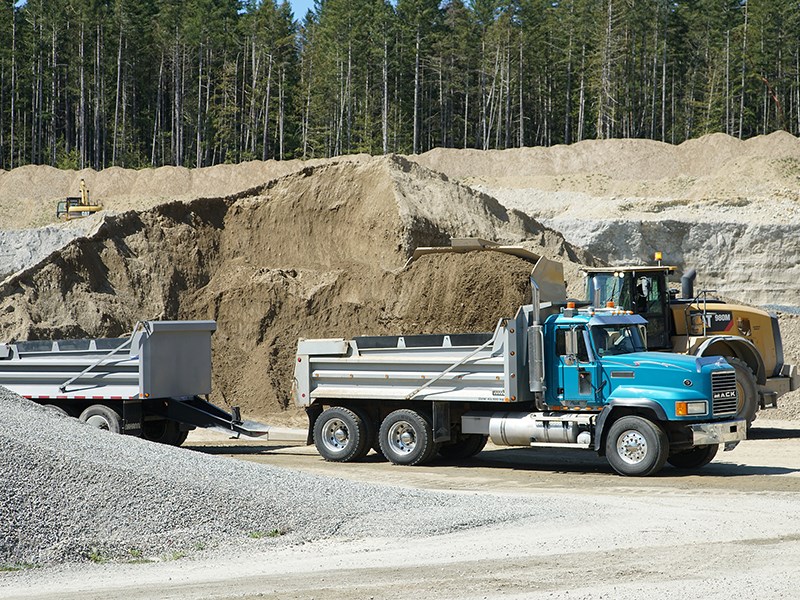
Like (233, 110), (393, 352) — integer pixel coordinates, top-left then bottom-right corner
(56, 179), (102, 221)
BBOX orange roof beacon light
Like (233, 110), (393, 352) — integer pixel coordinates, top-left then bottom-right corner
(654, 251), (663, 266)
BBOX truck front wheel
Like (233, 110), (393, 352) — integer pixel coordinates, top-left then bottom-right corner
(379, 409), (438, 466)
(605, 416), (668, 477)
(313, 407), (368, 462)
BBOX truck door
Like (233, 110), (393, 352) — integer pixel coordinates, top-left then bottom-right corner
(555, 326), (600, 408)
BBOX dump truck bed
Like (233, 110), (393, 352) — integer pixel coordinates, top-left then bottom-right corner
(0, 321), (215, 401)
(295, 307), (538, 407)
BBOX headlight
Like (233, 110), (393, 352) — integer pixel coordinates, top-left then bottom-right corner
(675, 401), (708, 416)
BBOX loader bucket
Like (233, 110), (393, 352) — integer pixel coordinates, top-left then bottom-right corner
(410, 238), (567, 305)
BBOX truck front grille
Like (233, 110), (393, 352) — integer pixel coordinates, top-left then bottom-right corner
(711, 370), (738, 416)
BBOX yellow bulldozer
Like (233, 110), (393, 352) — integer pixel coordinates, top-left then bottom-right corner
(582, 258), (796, 425)
(56, 179), (102, 221)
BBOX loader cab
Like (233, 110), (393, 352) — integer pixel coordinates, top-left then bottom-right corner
(584, 267), (673, 350)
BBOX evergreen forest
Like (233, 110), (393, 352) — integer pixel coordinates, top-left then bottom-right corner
(1, 0), (799, 170)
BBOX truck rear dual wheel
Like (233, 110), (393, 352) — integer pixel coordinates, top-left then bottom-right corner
(314, 407), (370, 462)
(605, 416), (668, 477)
(79, 404), (122, 434)
(378, 409), (439, 466)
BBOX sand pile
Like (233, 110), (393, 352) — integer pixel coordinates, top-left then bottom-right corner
(0, 155), (369, 230)
(0, 156), (592, 422)
(411, 132), (800, 309)
(0, 389), (545, 565)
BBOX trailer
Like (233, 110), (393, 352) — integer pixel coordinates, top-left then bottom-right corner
(294, 267), (747, 476)
(0, 320), (268, 445)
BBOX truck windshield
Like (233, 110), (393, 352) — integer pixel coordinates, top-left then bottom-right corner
(590, 325), (646, 357)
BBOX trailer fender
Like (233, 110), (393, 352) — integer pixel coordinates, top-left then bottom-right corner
(695, 336), (766, 385)
(594, 400), (669, 453)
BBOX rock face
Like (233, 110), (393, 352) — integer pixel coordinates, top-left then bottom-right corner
(0, 219), (102, 282)
(413, 131), (800, 310)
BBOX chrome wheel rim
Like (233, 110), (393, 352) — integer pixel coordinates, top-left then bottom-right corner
(320, 418), (351, 454)
(387, 420), (417, 455)
(616, 430), (647, 465)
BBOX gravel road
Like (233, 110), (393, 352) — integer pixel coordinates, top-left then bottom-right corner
(3, 417), (800, 599)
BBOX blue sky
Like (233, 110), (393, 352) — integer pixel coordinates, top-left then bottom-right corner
(288, 0), (316, 20)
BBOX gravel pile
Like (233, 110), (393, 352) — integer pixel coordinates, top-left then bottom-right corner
(0, 389), (543, 565)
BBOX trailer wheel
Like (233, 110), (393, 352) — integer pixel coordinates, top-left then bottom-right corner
(313, 407), (368, 462)
(605, 416), (668, 477)
(43, 404), (70, 418)
(79, 404), (122, 434)
(143, 420), (189, 446)
(379, 409), (437, 466)
(438, 434), (488, 460)
(726, 357), (758, 427)
(667, 444), (718, 469)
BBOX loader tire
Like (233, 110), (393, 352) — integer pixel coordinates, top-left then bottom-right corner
(313, 406), (368, 462)
(379, 409), (437, 466)
(726, 357), (758, 427)
(79, 404), (122, 434)
(438, 434), (488, 460)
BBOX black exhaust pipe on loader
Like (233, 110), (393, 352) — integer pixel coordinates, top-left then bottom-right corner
(681, 268), (697, 299)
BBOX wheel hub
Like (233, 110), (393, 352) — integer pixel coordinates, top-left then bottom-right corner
(322, 419), (350, 451)
(389, 422), (416, 454)
(85, 415), (111, 430)
(617, 430), (647, 464)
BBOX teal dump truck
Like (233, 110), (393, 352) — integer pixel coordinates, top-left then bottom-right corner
(294, 265), (746, 477)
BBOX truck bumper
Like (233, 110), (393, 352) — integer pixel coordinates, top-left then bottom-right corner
(689, 419), (746, 448)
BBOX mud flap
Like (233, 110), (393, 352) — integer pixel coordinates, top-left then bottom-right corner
(433, 401), (451, 443)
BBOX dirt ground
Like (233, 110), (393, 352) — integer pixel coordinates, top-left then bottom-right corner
(3, 419), (800, 600)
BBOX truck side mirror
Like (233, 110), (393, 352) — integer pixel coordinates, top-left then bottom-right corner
(638, 324), (648, 347)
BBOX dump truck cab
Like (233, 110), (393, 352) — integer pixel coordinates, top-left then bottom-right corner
(543, 307), (738, 423)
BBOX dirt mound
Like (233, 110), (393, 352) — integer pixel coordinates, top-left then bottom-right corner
(413, 131), (800, 197)
(0, 156), (591, 423)
(412, 133), (800, 310)
(0, 155), (369, 230)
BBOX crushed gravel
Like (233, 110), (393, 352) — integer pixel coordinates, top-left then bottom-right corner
(0, 388), (546, 566)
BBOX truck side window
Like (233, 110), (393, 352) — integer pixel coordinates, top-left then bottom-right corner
(556, 327), (590, 363)
(575, 328), (589, 363)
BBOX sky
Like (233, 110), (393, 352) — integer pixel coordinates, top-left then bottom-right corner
(288, 0), (316, 20)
